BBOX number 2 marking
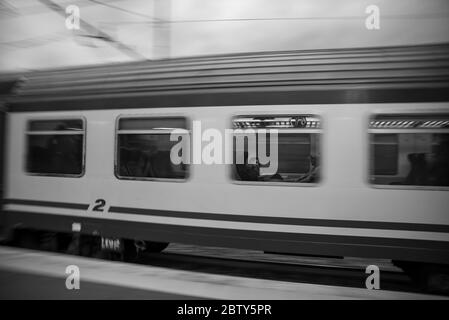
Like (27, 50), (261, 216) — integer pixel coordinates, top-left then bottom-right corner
(92, 199), (106, 212)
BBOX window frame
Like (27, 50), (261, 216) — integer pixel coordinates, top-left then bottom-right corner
(25, 116), (87, 178)
(229, 114), (323, 187)
(114, 114), (191, 182)
(368, 113), (449, 190)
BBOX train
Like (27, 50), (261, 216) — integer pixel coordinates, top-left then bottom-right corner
(1, 43), (449, 292)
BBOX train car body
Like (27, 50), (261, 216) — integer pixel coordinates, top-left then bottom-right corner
(1, 44), (449, 269)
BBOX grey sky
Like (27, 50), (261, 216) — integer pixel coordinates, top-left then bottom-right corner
(1, 0), (448, 72)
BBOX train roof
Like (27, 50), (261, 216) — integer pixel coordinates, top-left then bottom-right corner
(7, 43), (449, 112)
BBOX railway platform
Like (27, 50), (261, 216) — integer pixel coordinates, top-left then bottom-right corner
(0, 246), (445, 300)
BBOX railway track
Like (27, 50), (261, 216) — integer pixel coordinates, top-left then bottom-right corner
(139, 247), (417, 293)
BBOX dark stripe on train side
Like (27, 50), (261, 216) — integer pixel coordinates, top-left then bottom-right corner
(2, 210), (449, 264)
(108, 205), (449, 233)
(3, 198), (449, 233)
(7, 87), (449, 112)
(2, 199), (89, 210)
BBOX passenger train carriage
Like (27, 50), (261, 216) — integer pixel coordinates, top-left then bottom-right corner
(1, 43), (449, 291)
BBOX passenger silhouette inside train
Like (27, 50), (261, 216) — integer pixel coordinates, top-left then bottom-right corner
(404, 153), (428, 186)
(150, 150), (181, 178)
(427, 139), (449, 186)
(235, 151), (260, 181)
(120, 144), (186, 179)
(235, 151), (320, 182)
(390, 141), (449, 186)
(119, 148), (154, 177)
(295, 155), (320, 183)
(235, 151), (283, 182)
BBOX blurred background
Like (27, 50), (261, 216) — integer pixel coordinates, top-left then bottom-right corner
(1, 0), (449, 72)
(1, 0), (449, 301)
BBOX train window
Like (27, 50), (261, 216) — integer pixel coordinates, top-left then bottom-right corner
(371, 134), (398, 175)
(369, 114), (449, 187)
(26, 119), (85, 176)
(116, 117), (188, 180)
(232, 115), (321, 183)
